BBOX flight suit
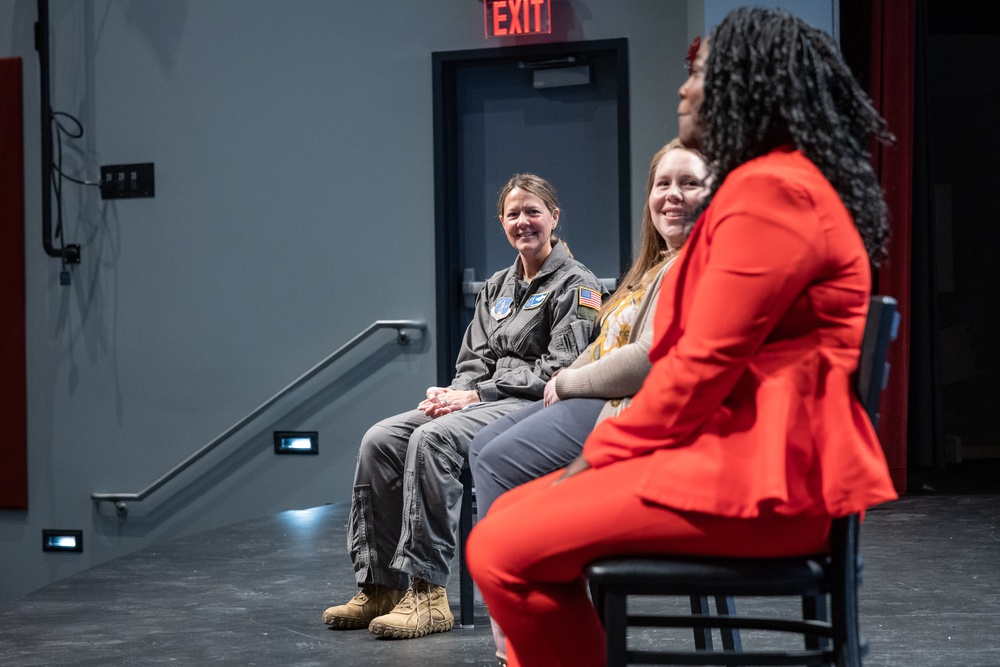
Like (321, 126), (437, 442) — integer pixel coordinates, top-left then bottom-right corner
(348, 241), (601, 589)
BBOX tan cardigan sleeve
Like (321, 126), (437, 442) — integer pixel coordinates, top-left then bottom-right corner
(553, 263), (669, 400)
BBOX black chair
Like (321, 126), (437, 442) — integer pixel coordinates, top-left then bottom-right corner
(586, 295), (899, 667)
(458, 468), (476, 627)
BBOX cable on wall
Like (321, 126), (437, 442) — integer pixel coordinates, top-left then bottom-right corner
(35, 0), (101, 285)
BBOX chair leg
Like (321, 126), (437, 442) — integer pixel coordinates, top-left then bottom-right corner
(831, 575), (862, 667)
(715, 595), (742, 653)
(832, 587), (862, 667)
(590, 580), (606, 624)
(458, 468), (475, 627)
(803, 594), (828, 651)
(831, 516), (863, 667)
(690, 595), (713, 650)
(604, 591), (629, 667)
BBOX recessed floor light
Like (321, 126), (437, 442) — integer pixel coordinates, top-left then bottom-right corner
(274, 431), (318, 455)
(42, 530), (83, 552)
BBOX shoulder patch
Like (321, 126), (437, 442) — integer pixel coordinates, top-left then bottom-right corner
(523, 292), (549, 310)
(578, 286), (602, 311)
(491, 297), (514, 320)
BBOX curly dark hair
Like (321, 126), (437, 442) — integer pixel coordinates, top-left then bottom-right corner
(700, 7), (894, 264)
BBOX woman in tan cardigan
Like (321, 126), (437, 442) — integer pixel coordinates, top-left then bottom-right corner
(468, 138), (709, 667)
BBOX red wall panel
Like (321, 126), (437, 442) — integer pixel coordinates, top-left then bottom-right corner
(0, 58), (28, 509)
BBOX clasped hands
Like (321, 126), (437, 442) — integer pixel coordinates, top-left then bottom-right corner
(418, 382), (589, 480)
(418, 387), (481, 418)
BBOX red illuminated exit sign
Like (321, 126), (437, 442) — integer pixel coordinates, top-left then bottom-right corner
(485, 0), (551, 39)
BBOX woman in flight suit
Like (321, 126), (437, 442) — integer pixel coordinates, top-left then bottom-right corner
(467, 9), (899, 666)
(321, 173), (602, 640)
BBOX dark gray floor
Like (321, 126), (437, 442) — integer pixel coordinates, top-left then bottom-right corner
(1, 494), (997, 666)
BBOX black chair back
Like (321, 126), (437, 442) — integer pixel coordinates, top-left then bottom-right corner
(856, 296), (899, 428)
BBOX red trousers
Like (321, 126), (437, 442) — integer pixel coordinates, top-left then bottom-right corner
(466, 457), (832, 667)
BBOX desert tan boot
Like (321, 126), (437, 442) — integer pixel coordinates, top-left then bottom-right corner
(321, 584), (404, 629)
(367, 578), (455, 639)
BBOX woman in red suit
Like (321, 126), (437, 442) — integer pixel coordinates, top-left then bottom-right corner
(466, 7), (900, 667)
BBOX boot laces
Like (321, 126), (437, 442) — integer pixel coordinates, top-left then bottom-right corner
(396, 579), (430, 612)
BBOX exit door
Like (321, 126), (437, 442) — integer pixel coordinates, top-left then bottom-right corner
(432, 39), (631, 384)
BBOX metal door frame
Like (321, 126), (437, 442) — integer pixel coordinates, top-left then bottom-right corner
(431, 38), (631, 385)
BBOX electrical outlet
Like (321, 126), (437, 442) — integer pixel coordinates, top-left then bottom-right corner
(100, 163), (155, 199)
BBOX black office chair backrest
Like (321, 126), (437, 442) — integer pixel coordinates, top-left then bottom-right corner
(856, 296), (899, 430)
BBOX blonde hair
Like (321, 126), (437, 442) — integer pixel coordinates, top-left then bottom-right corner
(597, 139), (707, 321)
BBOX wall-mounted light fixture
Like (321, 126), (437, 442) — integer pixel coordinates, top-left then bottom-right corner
(273, 431), (318, 455)
(42, 529), (83, 552)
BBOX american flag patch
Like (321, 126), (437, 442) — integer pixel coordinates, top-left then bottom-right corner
(578, 287), (602, 310)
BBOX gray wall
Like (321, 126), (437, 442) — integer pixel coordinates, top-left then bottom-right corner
(0, 0), (689, 604)
(700, 0), (838, 39)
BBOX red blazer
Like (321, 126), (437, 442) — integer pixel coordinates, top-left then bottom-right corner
(583, 148), (898, 518)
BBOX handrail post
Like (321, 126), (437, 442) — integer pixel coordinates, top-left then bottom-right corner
(92, 319), (427, 515)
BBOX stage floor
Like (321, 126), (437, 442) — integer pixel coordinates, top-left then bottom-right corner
(1, 494), (998, 666)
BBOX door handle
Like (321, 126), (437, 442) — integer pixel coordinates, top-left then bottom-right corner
(461, 268), (485, 309)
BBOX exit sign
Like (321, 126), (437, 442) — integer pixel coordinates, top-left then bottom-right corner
(485, 0), (551, 39)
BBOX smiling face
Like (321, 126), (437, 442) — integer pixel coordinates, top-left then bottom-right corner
(647, 148), (709, 249)
(678, 38), (709, 149)
(501, 187), (559, 273)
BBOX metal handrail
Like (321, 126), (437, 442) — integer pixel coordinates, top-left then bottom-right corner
(92, 319), (427, 515)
